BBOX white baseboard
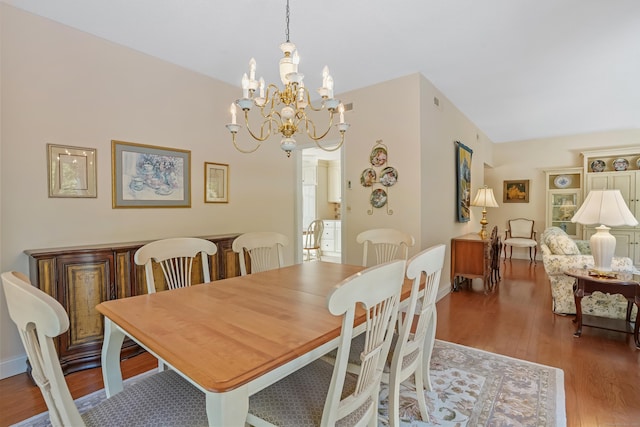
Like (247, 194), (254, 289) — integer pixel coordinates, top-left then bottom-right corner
(437, 283), (452, 302)
(0, 354), (28, 380)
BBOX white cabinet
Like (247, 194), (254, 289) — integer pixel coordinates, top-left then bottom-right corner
(544, 167), (582, 238)
(327, 160), (341, 203)
(581, 147), (640, 266)
(302, 159), (317, 185)
(321, 220), (341, 256)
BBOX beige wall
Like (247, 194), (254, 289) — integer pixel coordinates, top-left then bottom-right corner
(339, 74), (423, 265)
(338, 73), (492, 292)
(485, 131), (640, 260)
(0, 5), (296, 377)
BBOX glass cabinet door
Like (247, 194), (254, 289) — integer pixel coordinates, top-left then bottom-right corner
(550, 191), (579, 236)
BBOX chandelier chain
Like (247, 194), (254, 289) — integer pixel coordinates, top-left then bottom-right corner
(285, 0), (290, 43)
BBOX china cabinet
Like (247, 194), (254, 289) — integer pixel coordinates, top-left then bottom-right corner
(544, 167), (583, 238)
(581, 147), (640, 266)
(25, 233), (240, 374)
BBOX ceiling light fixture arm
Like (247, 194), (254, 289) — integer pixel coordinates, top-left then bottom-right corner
(225, 0), (349, 156)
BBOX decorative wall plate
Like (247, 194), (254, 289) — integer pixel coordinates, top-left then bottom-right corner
(637, 157), (640, 169)
(380, 166), (398, 187)
(612, 158), (629, 171)
(553, 175), (572, 189)
(360, 168), (376, 187)
(370, 188), (388, 208)
(590, 159), (606, 172)
(370, 146), (387, 167)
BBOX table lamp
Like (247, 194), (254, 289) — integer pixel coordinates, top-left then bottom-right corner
(571, 189), (638, 272)
(471, 186), (499, 239)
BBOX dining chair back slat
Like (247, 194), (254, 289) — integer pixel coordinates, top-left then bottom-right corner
(357, 228), (415, 267)
(134, 237), (218, 293)
(232, 232), (288, 276)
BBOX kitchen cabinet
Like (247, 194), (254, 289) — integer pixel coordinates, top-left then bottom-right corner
(321, 220), (341, 257)
(328, 160), (341, 203)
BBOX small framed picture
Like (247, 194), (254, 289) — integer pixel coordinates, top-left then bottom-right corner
(503, 179), (530, 203)
(111, 140), (191, 208)
(48, 144), (97, 198)
(205, 162), (229, 203)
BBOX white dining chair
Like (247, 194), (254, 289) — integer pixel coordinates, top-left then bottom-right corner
(503, 218), (537, 262)
(232, 231), (289, 276)
(356, 228), (415, 266)
(1, 271), (208, 427)
(323, 244), (446, 426)
(246, 259), (406, 427)
(303, 219), (324, 261)
(134, 237), (218, 294)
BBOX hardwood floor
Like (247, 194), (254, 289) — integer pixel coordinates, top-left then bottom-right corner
(0, 259), (638, 426)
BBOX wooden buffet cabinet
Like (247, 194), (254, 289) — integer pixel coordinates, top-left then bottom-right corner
(24, 233), (240, 375)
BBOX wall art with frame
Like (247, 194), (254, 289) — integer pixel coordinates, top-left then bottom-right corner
(204, 162), (229, 203)
(503, 179), (530, 203)
(48, 144), (97, 198)
(455, 141), (473, 222)
(111, 140), (191, 208)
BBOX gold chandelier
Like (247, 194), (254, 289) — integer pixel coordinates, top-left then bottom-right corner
(226, 0), (349, 157)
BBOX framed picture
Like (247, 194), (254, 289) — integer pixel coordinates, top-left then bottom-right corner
(204, 162), (229, 203)
(47, 144), (97, 198)
(111, 140), (191, 208)
(455, 141), (473, 222)
(503, 179), (530, 203)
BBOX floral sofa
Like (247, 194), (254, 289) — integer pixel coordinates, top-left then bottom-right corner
(540, 227), (635, 318)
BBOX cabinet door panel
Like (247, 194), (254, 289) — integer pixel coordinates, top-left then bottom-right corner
(65, 263), (110, 346)
(56, 253), (113, 372)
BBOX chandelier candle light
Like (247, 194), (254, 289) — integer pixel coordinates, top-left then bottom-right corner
(226, 0), (349, 157)
(571, 189), (638, 273)
(471, 186), (499, 240)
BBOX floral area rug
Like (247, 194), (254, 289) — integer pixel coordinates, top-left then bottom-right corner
(13, 340), (565, 427)
(378, 340), (566, 426)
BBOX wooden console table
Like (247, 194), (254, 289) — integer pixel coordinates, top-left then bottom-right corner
(565, 268), (639, 348)
(450, 233), (490, 293)
(24, 233), (240, 374)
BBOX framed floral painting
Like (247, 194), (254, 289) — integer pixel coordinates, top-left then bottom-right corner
(111, 140), (191, 208)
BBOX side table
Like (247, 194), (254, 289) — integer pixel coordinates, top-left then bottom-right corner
(565, 268), (639, 348)
(450, 233), (491, 293)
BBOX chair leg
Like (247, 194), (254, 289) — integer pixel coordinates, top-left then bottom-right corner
(388, 376), (401, 427)
(413, 367), (430, 423)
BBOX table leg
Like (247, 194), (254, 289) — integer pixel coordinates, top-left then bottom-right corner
(573, 280), (583, 338)
(205, 385), (248, 426)
(101, 318), (126, 397)
(635, 297), (640, 349)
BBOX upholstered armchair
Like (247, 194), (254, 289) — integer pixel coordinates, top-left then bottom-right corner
(540, 227), (635, 319)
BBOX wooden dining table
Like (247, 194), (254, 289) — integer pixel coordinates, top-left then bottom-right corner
(97, 261), (413, 426)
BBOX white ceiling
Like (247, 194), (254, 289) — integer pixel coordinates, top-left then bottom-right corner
(4, 0), (640, 143)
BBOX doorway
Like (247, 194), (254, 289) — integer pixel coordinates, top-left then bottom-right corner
(300, 146), (343, 263)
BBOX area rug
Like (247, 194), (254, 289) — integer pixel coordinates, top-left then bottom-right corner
(13, 340), (566, 427)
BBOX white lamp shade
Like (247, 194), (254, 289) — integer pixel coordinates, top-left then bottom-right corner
(471, 187), (499, 208)
(571, 189), (638, 272)
(571, 190), (638, 226)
